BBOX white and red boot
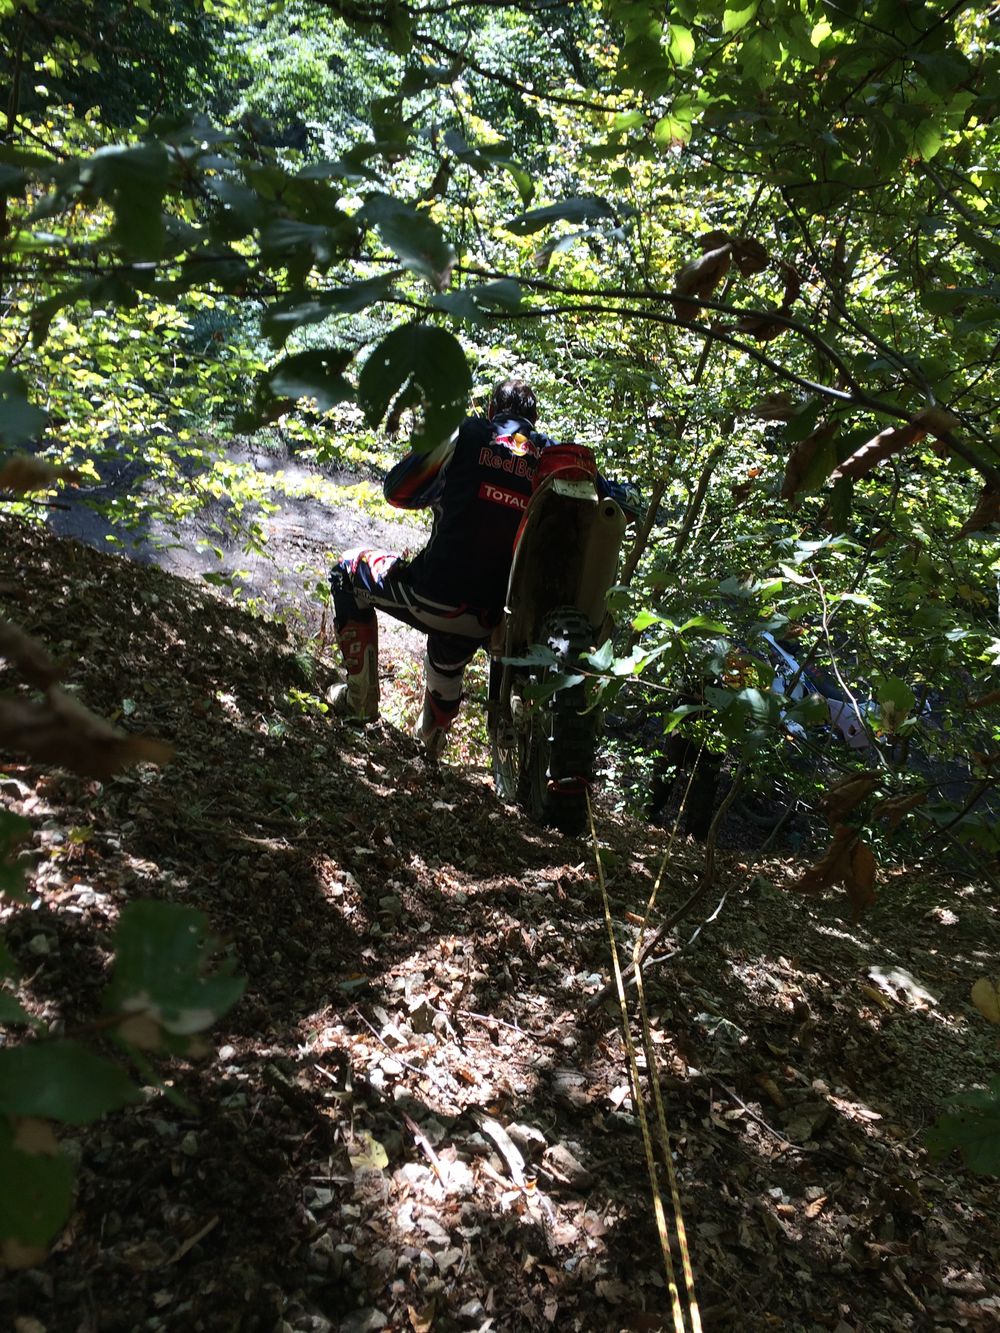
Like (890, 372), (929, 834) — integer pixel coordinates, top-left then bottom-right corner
(329, 618), (380, 722)
(416, 690), (461, 760)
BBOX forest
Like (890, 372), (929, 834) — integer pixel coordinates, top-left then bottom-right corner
(1, 1), (999, 1329)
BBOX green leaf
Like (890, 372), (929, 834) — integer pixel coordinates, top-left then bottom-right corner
(358, 323), (471, 450)
(912, 48), (973, 97)
(706, 685), (778, 726)
(0, 935), (16, 978)
(0, 1117), (74, 1247)
(0, 1041), (139, 1124)
(654, 106), (695, 147)
(1, 809), (31, 903)
(106, 901), (245, 1036)
(921, 287), (967, 316)
(876, 676), (916, 730)
(258, 204), (360, 281)
(609, 110), (646, 135)
(0, 994), (29, 1024)
(954, 224), (1000, 270)
(259, 218), (352, 269)
(0, 372), (47, 448)
(504, 196), (615, 236)
(609, 643), (659, 676)
(632, 610), (674, 632)
(0, 163), (26, 194)
(431, 280), (523, 322)
(679, 615), (729, 635)
(365, 194), (455, 292)
(523, 671), (585, 701)
(926, 1077), (1000, 1176)
(443, 132), (534, 205)
(913, 118), (944, 162)
(262, 277), (393, 345)
(662, 703), (710, 733)
(295, 155), (375, 183)
(264, 349), (354, 412)
(723, 2), (759, 33)
(829, 476), (853, 533)
(503, 646), (558, 668)
(785, 692), (831, 726)
(782, 399), (824, 443)
(582, 640), (615, 672)
(86, 142), (170, 259)
(668, 24), (695, 65)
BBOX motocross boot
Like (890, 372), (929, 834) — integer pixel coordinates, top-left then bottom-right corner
(329, 617), (379, 722)
(416, 690), (461, 761)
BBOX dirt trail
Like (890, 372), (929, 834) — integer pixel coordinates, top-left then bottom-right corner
(45, 440), (428, 667)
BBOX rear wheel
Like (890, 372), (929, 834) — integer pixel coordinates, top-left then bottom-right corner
(520, 608), (599, 836)
(489, 656), (522, 804)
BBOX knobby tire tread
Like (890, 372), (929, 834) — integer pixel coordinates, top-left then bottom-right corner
(524, 607), (599, 836)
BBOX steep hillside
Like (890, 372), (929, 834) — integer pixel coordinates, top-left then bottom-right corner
(2, 516), (998, 1332)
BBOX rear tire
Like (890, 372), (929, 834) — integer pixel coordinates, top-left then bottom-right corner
(489, 657), (521, 804)
(521, 608), (599, 836)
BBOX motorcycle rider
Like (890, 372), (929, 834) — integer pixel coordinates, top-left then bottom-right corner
(330, 378), (638, 759)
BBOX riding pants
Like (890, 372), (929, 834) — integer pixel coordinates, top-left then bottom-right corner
(330, 547), (496, 711)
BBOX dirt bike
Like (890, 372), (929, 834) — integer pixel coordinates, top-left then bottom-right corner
(486, 444), (628, 835)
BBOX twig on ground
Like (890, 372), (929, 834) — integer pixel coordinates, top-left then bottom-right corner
(351, 1005), (461, 1109)
(457, 1008), (546, 1040)
(401, 1109), (446, 1184)
(263, 1062), (339, 1142)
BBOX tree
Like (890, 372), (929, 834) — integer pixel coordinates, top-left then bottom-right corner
(2, 6), (999, 1255)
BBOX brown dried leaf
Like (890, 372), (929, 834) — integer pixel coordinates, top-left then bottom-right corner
(752, 392), (799, 421)
(830, 424), (924, 482)
(0, 689), (173, 780)
(790, 825), (855, 895)
(781, 421), (838, 501)
(753, 1072), (787, 1109)
(697, 228), (731, 252)
(13, 1117), (60, 1157)
(0, 457), (81, 494)
(408, 1302), (436, 1333)
(779, 260), (802, 308)
(1, 1238), (48, 1269)
(0, 618), (63, 689)
(731, 237), (769, 276)
(670, 244), (732, 318)
(970, 977), (1000, 1026)
(845, 840), (877, 917)
(957, 485), (1000, 537)
(117, 1013), (163, 1051)
(871, 791), (927, 832)
(911, 405), (960, 437)
(820, 773), (879, 825)
(736, 311), (788, 342)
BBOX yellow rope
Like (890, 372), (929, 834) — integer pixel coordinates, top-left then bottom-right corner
(633, 875), (703, 1333)
(588, 793), (688, 1333)
(587, 745), (705, 1332)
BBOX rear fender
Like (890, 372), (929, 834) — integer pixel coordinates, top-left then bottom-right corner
(503, 475), (626, 662)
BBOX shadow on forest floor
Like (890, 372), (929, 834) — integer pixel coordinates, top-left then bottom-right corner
(3, 515), (1000, 1332)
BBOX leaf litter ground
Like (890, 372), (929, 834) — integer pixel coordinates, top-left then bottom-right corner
(2, 514), (999, 1332)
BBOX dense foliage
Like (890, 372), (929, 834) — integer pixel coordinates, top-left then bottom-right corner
(2, 0), (999, 1258)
